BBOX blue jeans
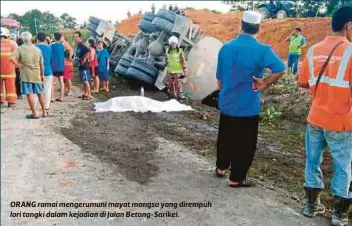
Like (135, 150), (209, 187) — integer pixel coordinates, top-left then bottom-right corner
(305, 124), (352, 198)
(287, 52), (300, 76)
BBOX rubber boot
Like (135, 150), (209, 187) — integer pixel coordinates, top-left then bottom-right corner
(331, 196), (351, 226)
(302, 187), (326, 217)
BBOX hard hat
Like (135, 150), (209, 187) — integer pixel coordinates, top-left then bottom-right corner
(168, 36), (178, 45)
(1, 27), (10, 38)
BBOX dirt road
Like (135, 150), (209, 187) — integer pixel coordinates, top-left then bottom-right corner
(1, 85), (329, 226)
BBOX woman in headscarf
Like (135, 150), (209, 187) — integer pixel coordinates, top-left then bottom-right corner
(164, 36), (187, 100)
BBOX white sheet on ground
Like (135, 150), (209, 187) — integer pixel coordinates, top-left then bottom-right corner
(94, 96), (194, 113)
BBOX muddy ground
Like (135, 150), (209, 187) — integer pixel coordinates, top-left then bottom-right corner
(62, 75), (335, 215)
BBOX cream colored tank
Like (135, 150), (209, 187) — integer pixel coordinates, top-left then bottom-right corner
(183, 36), (223, 100)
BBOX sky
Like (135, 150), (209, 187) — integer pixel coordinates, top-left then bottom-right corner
(1, 1), (232, 23)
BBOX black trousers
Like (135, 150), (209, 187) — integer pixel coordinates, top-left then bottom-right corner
(15, 68), (21, 96)
(216, 113), (260, 182)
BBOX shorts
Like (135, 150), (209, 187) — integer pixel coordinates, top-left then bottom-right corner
(53, 71), (64, 77)
(98, 69), (109, 81)
(79, 70), (91, 82)
(64, 65), (73, 80)
(21, 82), (43, 95)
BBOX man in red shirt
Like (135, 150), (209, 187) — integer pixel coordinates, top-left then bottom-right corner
(298, 6), (352, 226)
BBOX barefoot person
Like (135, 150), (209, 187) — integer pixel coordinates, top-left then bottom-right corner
(88, 39), (99, 93)
(50, 32), (65, 102)
(215, 11), (285, 187)
(61, 34), (74, 96)
(12, 31), (46, 119)
(73, 31), (92, 100)
(298, 6), (352, 226)
(35, 32), (53, 111)
(96, 40), (110, 92)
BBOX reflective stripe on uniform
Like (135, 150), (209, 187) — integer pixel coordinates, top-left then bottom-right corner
(0, 52), (12, 56)
(308, 44), (351, 88)
(6, 93), (17, 97)
(336, 44), (352, 81)
(1, 74), (16, 79)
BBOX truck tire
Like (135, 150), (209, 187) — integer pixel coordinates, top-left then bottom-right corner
(152, 17), (173, 34)
(115, 64), (128, 76)
(143, 12), (156, 22)
(125, 67), (155, 85)
(131, 59), (159, 79)
(119, 58), (132, 68)
(138, 19), (156, 33)
(86, 22), (98, 32)
(259, 7), (270, 19)
(276, 10), (287, 19)
(156, 9), (176, 23)
(154, 62), (165, 70)
(88, 16), (100, 25)
(121, 54), (134, 61)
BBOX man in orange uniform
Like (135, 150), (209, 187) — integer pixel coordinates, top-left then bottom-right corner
(1, 27), (18, 107)
(298, 6), (352, 226)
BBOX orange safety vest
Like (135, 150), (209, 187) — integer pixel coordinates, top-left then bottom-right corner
(0, 39), (16, 79)
(305, 37), (352, 131)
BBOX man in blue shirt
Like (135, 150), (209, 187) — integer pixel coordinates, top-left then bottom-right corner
(215, 11), (285, 187)
(73, 31), (92, 100)
(50, 32), (65, 101)
(35, 32), (53, 110)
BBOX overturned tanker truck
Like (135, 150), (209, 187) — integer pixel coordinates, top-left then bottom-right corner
(86, 9), (223, 101)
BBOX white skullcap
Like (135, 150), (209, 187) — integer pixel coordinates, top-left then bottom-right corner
(242, 11), (262, 24)
(168, 36), (178, 45)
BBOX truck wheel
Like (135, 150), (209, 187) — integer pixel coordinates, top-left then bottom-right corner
(88, 16), (100, 25)
(138, 19), (156, 33)
(154, 62), (165, 70)
(115, 64), (128, 76)
(152, 17), (173, 34)
(125, 67), (155, 85)
(143, 12), (156, 22)
(121, 54), (134, 61)
(131, 59), (159, 79)
(277, 10), (287, 19)
(86, 22), (98, 32)
(119, 58), (132, 68)
(259, 7), (270, 19)
(156, 9), (176, 23)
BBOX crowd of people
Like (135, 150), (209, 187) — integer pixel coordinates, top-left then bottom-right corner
(1, 4), (351, 226)
(0, 28), (111, 118)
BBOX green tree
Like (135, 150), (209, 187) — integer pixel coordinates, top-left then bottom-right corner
(41, 11), (60, 33)
(59, 13), (78, 30)
(21, 9), (43, 34)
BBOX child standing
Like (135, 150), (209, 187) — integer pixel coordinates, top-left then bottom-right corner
(88, 39), (99, 93)
(96, 40), (110, 92)
(63, 50), (73, 96)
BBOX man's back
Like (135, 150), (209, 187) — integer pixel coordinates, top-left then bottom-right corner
(298, 36), (352, 131)
(15, 44), (42, 83)
(50, 42), (64, 72)
(216, 34), (285, 117)
(1, 39), (17, 75)
(36, 43), (52, 76)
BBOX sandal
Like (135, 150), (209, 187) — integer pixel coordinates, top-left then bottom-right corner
(229, 179), (256, 188)
(77, 94), (87, 98)
(215, 168), (226, 178)
(82, 96), (92, 100)
(55, 98), (63, 102)
(26, 114), (40, 119)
